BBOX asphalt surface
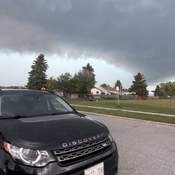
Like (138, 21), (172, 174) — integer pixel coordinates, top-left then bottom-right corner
(86, 113), (175, 175)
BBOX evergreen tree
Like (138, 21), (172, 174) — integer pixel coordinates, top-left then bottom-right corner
(27, 54), (48, 90)
(129, 72), (148, 97)
(154, 85), (161, 96)
(115, 80), (123, 90)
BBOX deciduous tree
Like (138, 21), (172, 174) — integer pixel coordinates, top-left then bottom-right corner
(57, 72), (73, 97)
(46, 77), (58, 91)
(155, 82), (175, 97)
(100, 83), (108, 88)
(72, 63), (96, 95)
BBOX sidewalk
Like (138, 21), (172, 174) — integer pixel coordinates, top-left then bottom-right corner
(71, 104), (175, 117)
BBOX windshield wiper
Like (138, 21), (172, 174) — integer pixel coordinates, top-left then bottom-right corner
(0, 115), (28, 119)
(13, 115), (28, 119)
(51, 111), (73, 115)
(0, 112), (75, 119)
(0, 116), (11, 119)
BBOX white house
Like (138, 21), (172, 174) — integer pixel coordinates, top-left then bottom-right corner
(148, 91), (154, 96)
(91, 86), (130, 95)
(91, 87), (102, 95)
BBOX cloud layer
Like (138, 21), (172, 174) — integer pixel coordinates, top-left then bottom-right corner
(1, 0), (175, 84)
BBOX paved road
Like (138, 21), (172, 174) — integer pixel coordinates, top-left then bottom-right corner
(87, 113), (175, 175)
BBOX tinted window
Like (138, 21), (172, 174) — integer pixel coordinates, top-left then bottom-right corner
(0, 93), (73, 117)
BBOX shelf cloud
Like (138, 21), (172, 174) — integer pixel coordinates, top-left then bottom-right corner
(1, 0), (175, 84)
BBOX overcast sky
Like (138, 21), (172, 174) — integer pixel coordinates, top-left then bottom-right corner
(1, 0), (175, 90)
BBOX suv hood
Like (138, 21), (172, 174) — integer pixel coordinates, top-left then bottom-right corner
(0, 113), (108, 150)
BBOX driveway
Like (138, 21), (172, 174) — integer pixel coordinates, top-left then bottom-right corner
(86, 113), (175, 175)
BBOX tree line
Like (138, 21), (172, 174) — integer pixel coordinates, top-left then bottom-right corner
(26, 54), (96, 97)
(154, 82), (175, 97)
(26, 54), (175, 98)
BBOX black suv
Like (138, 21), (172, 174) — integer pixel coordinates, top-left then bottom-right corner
(0, 89), (119, 175)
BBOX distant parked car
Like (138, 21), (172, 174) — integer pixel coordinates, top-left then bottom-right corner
(93, 94), (102, 101)
(84, 94), (96, 101)
(84, 94), (101, 101)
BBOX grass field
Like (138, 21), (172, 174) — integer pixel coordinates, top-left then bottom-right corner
(66, 99), (175, 124)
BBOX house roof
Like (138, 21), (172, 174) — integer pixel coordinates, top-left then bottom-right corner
(121, 89), (129, 92)
(102, 86), (116, 92)
(92, 87), (102, 92)
(100, 86), (129, 92)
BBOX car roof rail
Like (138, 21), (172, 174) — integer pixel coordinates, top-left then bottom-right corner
(45, 90), (55, 94)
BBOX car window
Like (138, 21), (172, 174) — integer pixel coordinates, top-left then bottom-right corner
(45, 95), (73, 112)
(0, 93), (73, 117)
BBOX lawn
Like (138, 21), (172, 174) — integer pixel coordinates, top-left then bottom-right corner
(66, 99), (175, 115)
(66, 99), (175, 124)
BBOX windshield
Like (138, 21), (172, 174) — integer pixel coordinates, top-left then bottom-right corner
(0, 93), (74, 118)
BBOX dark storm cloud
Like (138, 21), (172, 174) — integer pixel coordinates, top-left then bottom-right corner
(1, 0), (175, 84)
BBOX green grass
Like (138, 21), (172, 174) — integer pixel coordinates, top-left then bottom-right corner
(75, 106), (175, 124)
(67, 99), (175, 115)
(66, 99), (175, 124)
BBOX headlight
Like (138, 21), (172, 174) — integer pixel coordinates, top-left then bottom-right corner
(3, 142), (55, 167)
(108, 133), (114, 142)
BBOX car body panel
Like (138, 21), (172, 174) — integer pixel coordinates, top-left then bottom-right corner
(0, 114), (108, 150)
